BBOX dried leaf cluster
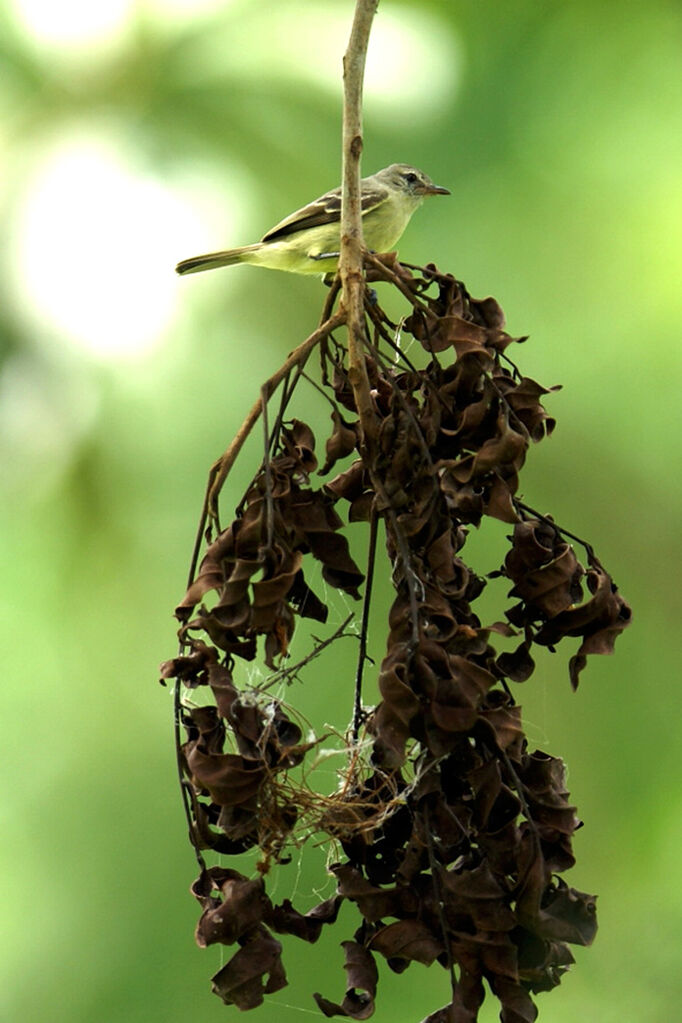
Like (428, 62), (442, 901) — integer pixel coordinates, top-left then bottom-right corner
(160, 259), (631, 1022)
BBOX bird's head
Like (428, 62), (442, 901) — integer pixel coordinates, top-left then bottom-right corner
(379, 164), (450, 200)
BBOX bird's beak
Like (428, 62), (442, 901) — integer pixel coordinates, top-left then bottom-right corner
(418, 182), (451, 197)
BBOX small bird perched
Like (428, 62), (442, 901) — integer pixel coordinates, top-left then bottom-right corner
(175, 164), (449, 277)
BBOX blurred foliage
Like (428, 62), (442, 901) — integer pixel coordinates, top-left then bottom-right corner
(1, 1), (680, 1022)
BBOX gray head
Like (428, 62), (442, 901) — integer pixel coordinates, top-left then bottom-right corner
(375, 163), (450, 199)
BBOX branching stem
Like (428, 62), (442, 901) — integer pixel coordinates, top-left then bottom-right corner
(206, 310), (345, 521)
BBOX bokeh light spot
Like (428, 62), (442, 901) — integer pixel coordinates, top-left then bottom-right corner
(177, 2), (459, 121)
(9, 0), (134, 53)
(8, 128), (233, 361)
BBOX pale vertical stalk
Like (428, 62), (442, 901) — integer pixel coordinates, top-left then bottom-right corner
(340, 0), (380, 449)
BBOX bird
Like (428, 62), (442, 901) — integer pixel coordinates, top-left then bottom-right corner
(175, 164), (450, 277)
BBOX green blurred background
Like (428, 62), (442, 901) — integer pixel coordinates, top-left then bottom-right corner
(2, 0), (680, 1021)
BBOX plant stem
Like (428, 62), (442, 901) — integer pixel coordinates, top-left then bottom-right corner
(340, 0), (379, 451)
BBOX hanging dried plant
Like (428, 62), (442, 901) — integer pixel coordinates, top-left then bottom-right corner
(160, 256), (631, 1022)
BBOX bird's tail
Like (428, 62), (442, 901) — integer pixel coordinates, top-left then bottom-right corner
(175, 244), (263, 275)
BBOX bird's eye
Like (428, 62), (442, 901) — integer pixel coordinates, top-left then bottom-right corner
(404, 172), (418, 184)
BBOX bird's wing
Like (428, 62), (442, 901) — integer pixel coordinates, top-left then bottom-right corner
(261, 181), (391, 243)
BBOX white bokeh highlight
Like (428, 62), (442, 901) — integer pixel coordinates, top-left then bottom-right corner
(173, 3), (459, 122)
(8, 0), (134, 54)
(9, 129), (237, 361)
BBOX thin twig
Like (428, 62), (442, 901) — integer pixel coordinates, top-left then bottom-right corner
(494, 744), (544, 898)
(184, 469), (215, 593)
(172, 692), (207, 872)
(262, 384), (275, 550)
(261, 613), (356, 692)
(236, 362), (312, 518)
(352, 502), (378, 742)
(205, 309), (345, 522)
(424, 803), (458, 1003)
(513, 499), (596, 560)
(320, 274), (343, 323)
(300, 371), (342, 412)
(363, 251), (431, 312)
(384, 502), (422, 652)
